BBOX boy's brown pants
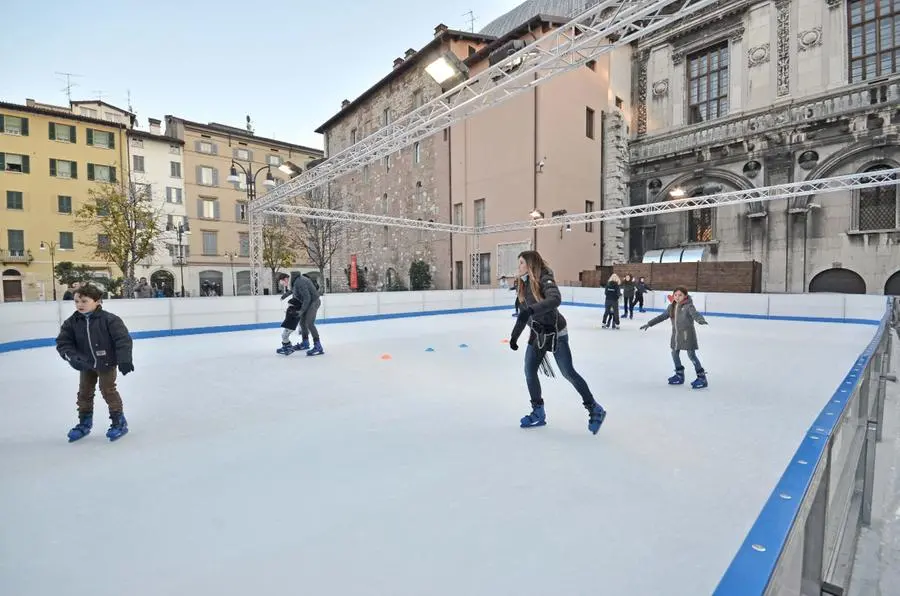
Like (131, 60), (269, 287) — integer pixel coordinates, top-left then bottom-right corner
(77, 369), (123, 414)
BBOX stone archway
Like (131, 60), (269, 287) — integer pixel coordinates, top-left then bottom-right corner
(1, 268), (23, 302)
(800, 140), (900, 209)
(808, 268), (866, 294)
(885, 271), (900, 296)
(150, 270), (175, 297)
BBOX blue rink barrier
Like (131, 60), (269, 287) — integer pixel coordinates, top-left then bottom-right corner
(713, 297), (896, 595)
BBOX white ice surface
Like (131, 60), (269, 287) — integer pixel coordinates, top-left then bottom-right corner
(0, 307), (878, 596)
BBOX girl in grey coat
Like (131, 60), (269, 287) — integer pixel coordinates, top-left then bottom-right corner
(640, 286), (709, 388)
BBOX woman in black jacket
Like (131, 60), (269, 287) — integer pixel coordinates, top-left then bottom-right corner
(602, 273), (621, 329)
(509, 251), (607, 434)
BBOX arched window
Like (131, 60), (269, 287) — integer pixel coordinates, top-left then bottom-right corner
(687, 187), (714, 242)
(855, 165), (898, 231)
(199, 270), (224, 296)
(885, 271), (900, 296)
(809, 268), (866, 294)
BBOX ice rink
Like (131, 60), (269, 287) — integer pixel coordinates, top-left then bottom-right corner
(0, 306), (878, 596)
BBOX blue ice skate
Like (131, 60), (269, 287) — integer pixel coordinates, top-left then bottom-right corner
(306, 341), (324, 356)
(668, 369), (685, 385)
(691, 371), (708, 389)
(520, 405), (546, 428)
(276, 343), (295, 356)
(587, 403), (607, 435)
(106, 413), (128, 442)
(294, 339), (310, 351)
(67, 412), (93, 442)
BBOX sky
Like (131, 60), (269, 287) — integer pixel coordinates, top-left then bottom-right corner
(1, 0), (524, 150)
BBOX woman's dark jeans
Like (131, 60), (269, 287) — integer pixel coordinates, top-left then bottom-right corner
(524, 334), (595, 408)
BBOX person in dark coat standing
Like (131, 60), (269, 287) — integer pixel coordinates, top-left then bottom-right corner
(621, 274), (636, 319)
(55, 284), (134, 442)
(640, 286), (709, 388)
(634, 277), (650, 313)
(602, 273), (622, 329)
(276, 273), (324, 356)
(509, 250), (607, 434)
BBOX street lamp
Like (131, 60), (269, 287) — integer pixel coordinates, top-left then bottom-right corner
(166, 220), (190, 297)
(227, 161), (276, 201)
(39, 240), (66, 300)
(224, 251), (237, 296)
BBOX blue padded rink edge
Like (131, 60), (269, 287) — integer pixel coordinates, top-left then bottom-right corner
(713, 297), (892, 595)
(0, 301), (881, 354)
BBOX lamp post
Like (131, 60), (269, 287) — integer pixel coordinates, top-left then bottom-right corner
(224, 251), (237, 296)
(166, 220), (190, 297)
(227, 161), (276, 202)
(39, 240), (64, 300)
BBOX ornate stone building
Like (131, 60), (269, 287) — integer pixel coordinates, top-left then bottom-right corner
(627, 0), (900, 294)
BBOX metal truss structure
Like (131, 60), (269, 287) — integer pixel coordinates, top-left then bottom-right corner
(261, 168), (899, 288)
(247, 0), (722, 294)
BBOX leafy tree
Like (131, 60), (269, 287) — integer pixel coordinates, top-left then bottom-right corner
(75, 182), (162, 298)
(54, 261), (96, 287)
(291, 185), (346, 293)
(262, 216), (296, 293)
(409, 260), (433, 291)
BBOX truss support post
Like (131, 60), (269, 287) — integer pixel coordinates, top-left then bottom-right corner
(471, 231), (480, 289)
(248, 209), (265, 296)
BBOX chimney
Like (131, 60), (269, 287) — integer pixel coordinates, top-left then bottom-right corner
(341, 99), (350, 109)
(148, 118), (161, 135)
(393, 57), (404, 68)
(434, 23), (448, 37)
(404, 48), (416, 59)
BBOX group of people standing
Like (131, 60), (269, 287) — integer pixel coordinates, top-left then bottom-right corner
(601, 273), (650, 328)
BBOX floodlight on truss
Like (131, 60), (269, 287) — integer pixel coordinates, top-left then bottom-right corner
(249, 0), (722, 215)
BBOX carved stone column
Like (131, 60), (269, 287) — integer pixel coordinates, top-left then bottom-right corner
(775, 0), (791, 97)
(635, 50), (649, 137)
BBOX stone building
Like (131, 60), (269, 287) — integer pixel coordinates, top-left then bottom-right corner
(628, 0), (900, 294)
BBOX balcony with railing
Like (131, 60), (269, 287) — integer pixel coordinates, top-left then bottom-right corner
(0, 249), (33, 265)
(630, 77), (900, 164)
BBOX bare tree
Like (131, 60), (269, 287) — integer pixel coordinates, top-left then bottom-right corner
(262, 215), (296, 293)
(76, 181), (163, 298)
(291, 185), (346, 292)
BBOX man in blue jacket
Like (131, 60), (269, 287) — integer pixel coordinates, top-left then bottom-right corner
(275, 273), (323, 356)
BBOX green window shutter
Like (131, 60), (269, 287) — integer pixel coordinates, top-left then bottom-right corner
(71, 162), (78, 179)
(110, 167), (117, 183)
(49, 122), (56, 140)
(22, 155), (29, 174)
(1, 153), (7, 171)
(213, 200), (220, 220)
(0, 115), (4, 133)
(70, 126), (76, 143)
(21, 118), (28, 136)
(197, 198), (203, 218)
(87, 163), (95, 180)
(109, 133), (115, 149)
(50, 158), (57, 177)
(86, 129), (94, 145)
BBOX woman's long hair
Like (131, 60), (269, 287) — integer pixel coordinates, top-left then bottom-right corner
(517, 250), (547, 303)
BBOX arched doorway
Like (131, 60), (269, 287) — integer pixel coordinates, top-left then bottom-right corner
(808, 268), (867, 294)
(150, 270), (175, 297)
(2, 269), (23, 302)
(198, 270), (223, 297)
(885, 271), (900, 296)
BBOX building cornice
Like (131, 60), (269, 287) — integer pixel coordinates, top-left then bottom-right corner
(128, 128), (184, 144)
(0, 100), (129, 130)
(166, 116), (322, 155)
(637, 0), (753, 50)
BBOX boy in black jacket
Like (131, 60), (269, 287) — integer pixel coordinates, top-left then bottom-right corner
(55, 284), (134, 442)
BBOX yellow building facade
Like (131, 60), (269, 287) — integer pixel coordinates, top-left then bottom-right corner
(0, 100), (129, 302)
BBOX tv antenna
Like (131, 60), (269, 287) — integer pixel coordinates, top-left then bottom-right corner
(55, 71), (83, 103)
(92, 90), (105, 102)
(462, 10), (477, 32)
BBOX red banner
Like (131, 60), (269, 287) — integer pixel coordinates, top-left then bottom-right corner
(350, 254), (358, 290)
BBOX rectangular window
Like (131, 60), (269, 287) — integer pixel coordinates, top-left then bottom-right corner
(0, 115), (28, 136)
(50, 158), (76, 179)
(170, 162), (182, 178)
(858, 175), (898, 230)
(382, 225), (389, 246)
(198, 166), (215, 186)
(59, 231), (74, 250)
(267, 154), (281, 166)
(383, 107), (391, 127)
(80, 107), (97, 118)
(350, 129), (357, 145)
(585, 107), (595, 139)
(202, 231), (218, 255)
(239, 232), (250, 257)
(200, 141), (214, 154)
(49, 122), (75, 142)
(7, 229), (24, 255)
(1, 153), (30, 173)
(453, 202), (463, 225)
(235, 148), (249, 160)
(479, 253), (491, 286)
(97, 234), (110, 250)
(133, 155), (145, 172)
(169, 145), (181, 155)
(585, 200), (595, 232)
(413, 88), (424, 108)
(200, 198), (218, 219)
(474, 198), (486, 228)
(384, 154), (391, 170)
(687, 41), (729, 124)
(414, 142), (421, 164)
(688, 209), (714, 242)
(87, 129), (114, 149)
(849, 0), (900, 82)
(363, 165), (369, 182)
(236, 202), (248, 222)
(130, 138), (143, 148)
(6, 190), (23, 210)
(166, 187), (183, 203)
(88, 164), (116, 182)
(58, 195), (72, 213)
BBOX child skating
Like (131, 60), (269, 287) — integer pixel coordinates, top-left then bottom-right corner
(640, 286), (709, 388)
(55, 284), (134, 442)
(509, 250), (607, 434)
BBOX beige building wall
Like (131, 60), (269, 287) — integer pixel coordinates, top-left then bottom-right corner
(164, 117), (322, 295)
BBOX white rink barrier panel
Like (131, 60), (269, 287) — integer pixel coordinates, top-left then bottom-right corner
(0, 289), (886, 353)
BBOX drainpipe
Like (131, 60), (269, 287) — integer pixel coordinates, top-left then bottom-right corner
(448, 126), (454, 289)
